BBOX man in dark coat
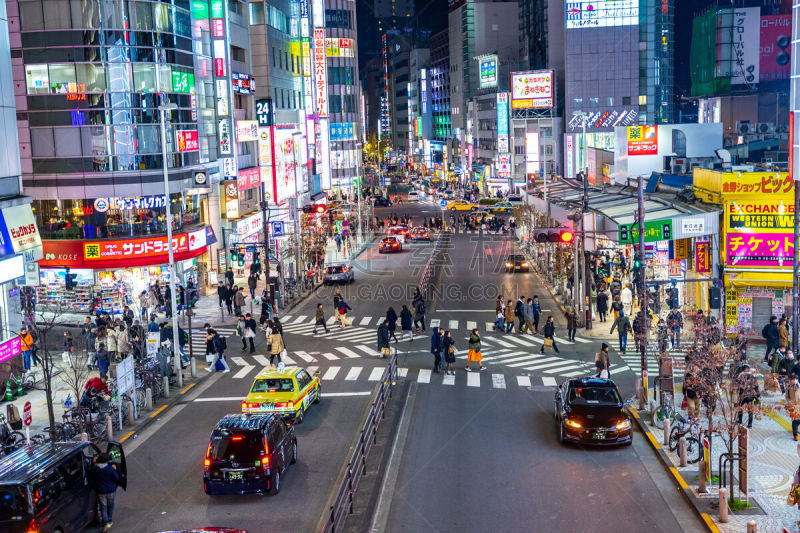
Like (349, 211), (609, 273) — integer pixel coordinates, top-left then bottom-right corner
(430, 327), (443, 373)
(764, 315), (780, 364)
(377, 320), (391, 358)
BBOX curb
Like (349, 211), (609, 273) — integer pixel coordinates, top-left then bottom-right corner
(629, 408), (720, 533)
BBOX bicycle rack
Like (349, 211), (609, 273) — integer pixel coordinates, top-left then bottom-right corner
(719, 452), (744, 490)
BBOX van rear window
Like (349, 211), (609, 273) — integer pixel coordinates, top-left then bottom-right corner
(0, 486), (28, 520)
(210, 431), (263, 461)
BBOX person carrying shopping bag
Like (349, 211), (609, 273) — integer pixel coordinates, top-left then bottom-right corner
(443, 331), (456, 375)
(465, 329), (486, 371)
(268, 329), (285, 366)
(338, 300), (353, 327)
(540, 316), (560, 354)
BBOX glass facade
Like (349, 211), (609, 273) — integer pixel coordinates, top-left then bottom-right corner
(14, 0), (217, 193)
(638, 0), (674, 124)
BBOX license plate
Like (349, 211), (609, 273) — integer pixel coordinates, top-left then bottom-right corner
(226, 471), (243, 481)
(592, 432), (605, 440)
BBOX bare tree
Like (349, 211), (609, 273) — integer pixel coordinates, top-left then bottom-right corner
(683, 323), (760, 502)
(58, 347), (91, 436)
(28, 303), (73, 443)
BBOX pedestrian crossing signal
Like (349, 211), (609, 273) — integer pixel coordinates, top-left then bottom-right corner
(559, 230), (574, 243)
(535, 228), (574, 243)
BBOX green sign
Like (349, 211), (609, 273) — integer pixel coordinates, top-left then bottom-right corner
(191, 0), (209, 19)
(618, 219), (673, 244)
(171, 71), (195, 94)
(211, 0), (224, 19)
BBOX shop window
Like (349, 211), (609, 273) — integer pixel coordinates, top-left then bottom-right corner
(19, 1), (44, 31)
(25, 64), (50, 95)
(31, 128), (56, 158)
(137, 125), (159, 154)
(158, 65), (172, 93)
(81, 126), (110, 156)
(133, 64), (156, 92)
(174, 10), (191, 37)
(49, 64), (77, 93)
(76, 64), (107, 92)
(55, 127), (82, 157)
(44, 0), (72, 29)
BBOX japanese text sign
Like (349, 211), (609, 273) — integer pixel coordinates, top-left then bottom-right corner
(313, 29), (329, 118)
(726, 200), (793, 231)
(0, 336), (22, 364)
(720, 172), (792, 197)
(627, 125), (658, 156)
(176, 130), (199, 152)
(511, 70), (553, 109)
(695, 240), (711, 274)
(726, 231), (794, 267)
(618, 219), (673, 244)
(84, 234), (193, 261)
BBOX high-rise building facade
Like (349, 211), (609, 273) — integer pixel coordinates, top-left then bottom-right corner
(11, 0), (225, 311)
(430, 28), (450, 142)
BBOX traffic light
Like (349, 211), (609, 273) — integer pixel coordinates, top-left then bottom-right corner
(534, 228), (574, 243)
(302, 204), (327, 214)
(708, 286), (721, 309)
(633, 255), (642, 270)
(229, 248), (239, 262)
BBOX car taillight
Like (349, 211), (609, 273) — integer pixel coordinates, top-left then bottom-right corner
(262, 455), (270, 470)
(275, 401), (294, 408)
(204, 458), (211, 471)
(27, 520), (38, 533)
(242, 402), (259, 410)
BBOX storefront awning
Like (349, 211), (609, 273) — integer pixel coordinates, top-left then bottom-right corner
(727, 271), (793, 289)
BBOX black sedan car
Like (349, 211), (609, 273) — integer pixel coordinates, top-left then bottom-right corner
(504, 254), (529, 272)
(373, 197), (393, 207)
(553, 378), (632, 446)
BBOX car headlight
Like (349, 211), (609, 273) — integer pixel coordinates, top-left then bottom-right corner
(615, 419), (631, 430)
(565, 419), (582, 429)
(505, 262), (513, 268)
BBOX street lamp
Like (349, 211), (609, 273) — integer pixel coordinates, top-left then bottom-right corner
(158, 101), (183, 387)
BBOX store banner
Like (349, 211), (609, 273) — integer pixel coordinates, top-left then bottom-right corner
(695, 240), (711, 273)
(0, 336), (22, 364)
(0, 204), (43, 260)
(726, 199), (793, 230)
(618, 219), (672, 244)
(237, 168), (261, 191)
(720, 171), (792, 196)
(235, 212), (263, 239)
(726, 231), (793, 267)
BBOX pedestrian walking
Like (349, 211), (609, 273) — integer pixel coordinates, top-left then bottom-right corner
(465, 329), (485, 371)
(224, 286), (233, 315)
(564, 307), (577, 341)
(95, 343), (110, 378)
(531, 296), (541, 333)
(540, 316), (560, 354)
(268, 329), (285, 366)
(205, 329), (230, 373)
(386, 306), (399, 343)
(138, 290), (149, 320)
(90, 452), (121, 532)
(430, 327), (443, 373)
(217, 281), (226, 309)
(337, 299), (353, 327)
(225, 269), (234, 288)
(259, 290), (273, 325)
(495, 304), (505, 332)
(313, 303), (329, 334)
(237, 315), (247, 351)
(413, 297), (426, 333)
(514, 296), (525, 333)
(83, 317), (97, 370)
(521, 299), (535, 335)
(609, 311), (631, 353)
(244, 313), (258, 353)
(234, 286), (246, 316)
(400, 305), (413, 341)
(504, 300), (515, 333)
(621, 284), (633, 317)
(611, 295), (623, 320)
(595, 343), (611, 378)
(19, 326), (34, 371)
(333, 289), (343, 324)
(667, 308), (683, 348)
(377, 320), (391, 358)
(785, 375), (800, 440)
(735, 365), (759, 428)
(763, 316), (781, 364)
(115, 326), (130, 362)
(779, 317), (790, 351)
(596, 287), (609, 323)
(248, 274), (257, 299)
(443, 330), (456, 375)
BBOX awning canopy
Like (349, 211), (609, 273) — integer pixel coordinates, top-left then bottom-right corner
(727, 271), (793, 289)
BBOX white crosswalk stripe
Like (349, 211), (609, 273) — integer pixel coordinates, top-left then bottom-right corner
(282, 315), (293, 322)
(541, 377), (557, 386)
(517, 375), (532, 387)
(368, 367), (384, 381)
(519, 360), (579, 372)
(355, 345), (377, 356)
(417, 369), (432, 383)
(233, 365), (255, 379)
(292, 315), (307, 324)
(485, 337), (517, 348)
(467, 372), (480, 387)
(492, 374), (506, 389)
(281, 353), (296, 365)
(573, 337), (592, 344)
(504, 335), (543, 346)
(542, 363), (589, 374)
(553, 336), (574, 345)
(321, 352), (339, 361)
(398, 367), (408, 377)
(359, 316), (372, 326)
(252, 355), (270, 367)
(449, 320), (458, 330)
(429, 319), (440, 328)
(442, 373), (455, 385)
(294, 351), (317, 363)
(466, 321), (477, 330)
(485, 322), (495, 332)
(345, 367), (362, 380)
(322, 367), (340, 380)
(334, 347), (362, 359)
(306, 365), (318, 375)
(506, 356), (562, 368)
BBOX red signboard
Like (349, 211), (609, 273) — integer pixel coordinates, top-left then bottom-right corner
(23, 401), (31, 427)
(237, 167), (261, 191)
(627, 125), (659, 156)
(176, 130), (199, 152)
(760, 15), (791, 83)
(212, 18), (225, 38)
(215, 58), (226, 77)
(0, 337), (22, 364)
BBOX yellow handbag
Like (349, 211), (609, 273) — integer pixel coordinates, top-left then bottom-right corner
(543, 338), (554, 348)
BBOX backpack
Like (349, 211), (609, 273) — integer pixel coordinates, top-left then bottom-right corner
(762, 324), (769, 339)
(218, 335), (227, 351)
(418, 301), (426, 314)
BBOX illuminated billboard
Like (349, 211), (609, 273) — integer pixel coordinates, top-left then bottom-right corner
(479, 55), (498, 89)
(497, 92), (509, 153)
(566, 1), (639, 29)
(627, 125), (658, 156)
(511, 70), (553, 109)
(272, 126), (299, 203)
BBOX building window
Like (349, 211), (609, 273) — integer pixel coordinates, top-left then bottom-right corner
(589, 97), (599, 107)
(573, 98), (582, 110)
(607, 97), (614, 106)
(638, 95), (647, 105)
(622, 96), (631, 105)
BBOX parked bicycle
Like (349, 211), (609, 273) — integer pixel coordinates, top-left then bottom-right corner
(667, 412), (702, 464)
(0, 414), (25, 455)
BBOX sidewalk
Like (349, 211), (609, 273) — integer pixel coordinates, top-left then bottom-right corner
(632, 367), (800, 533)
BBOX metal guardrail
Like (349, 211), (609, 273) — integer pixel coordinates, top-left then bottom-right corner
(419, 229), (446, 295)
(321, 352), (399, 533)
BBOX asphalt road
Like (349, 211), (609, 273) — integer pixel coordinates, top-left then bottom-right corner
(108, 198), (701, 532)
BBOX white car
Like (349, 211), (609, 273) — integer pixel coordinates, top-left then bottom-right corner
(407, 192), (420, 202)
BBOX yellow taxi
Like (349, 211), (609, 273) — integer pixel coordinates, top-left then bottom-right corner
(241, 365), (321, 424)
(445, 200), (478, 211)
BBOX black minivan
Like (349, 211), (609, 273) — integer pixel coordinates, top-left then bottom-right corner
(204, 414), (296, 496)
(0, 441), (127, 533)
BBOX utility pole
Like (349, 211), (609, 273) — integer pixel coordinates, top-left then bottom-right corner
(582, 177), (592, 329)
(637, 175), (648, 405)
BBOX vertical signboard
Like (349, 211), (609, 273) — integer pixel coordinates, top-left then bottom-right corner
(313, 29), (329, 118)
(525, 132), (540, 176)
(496, 92), (509, 153)
(479, 55), (498, 88)
(211, 0), (237, 179)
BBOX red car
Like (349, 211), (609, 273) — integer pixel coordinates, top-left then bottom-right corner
(410, 227), (431, 242)
(379, 236), (403, 253)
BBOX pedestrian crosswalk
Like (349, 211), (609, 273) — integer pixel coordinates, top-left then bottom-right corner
(279, 315), (593, 345)
(616, 345), (687, 378)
